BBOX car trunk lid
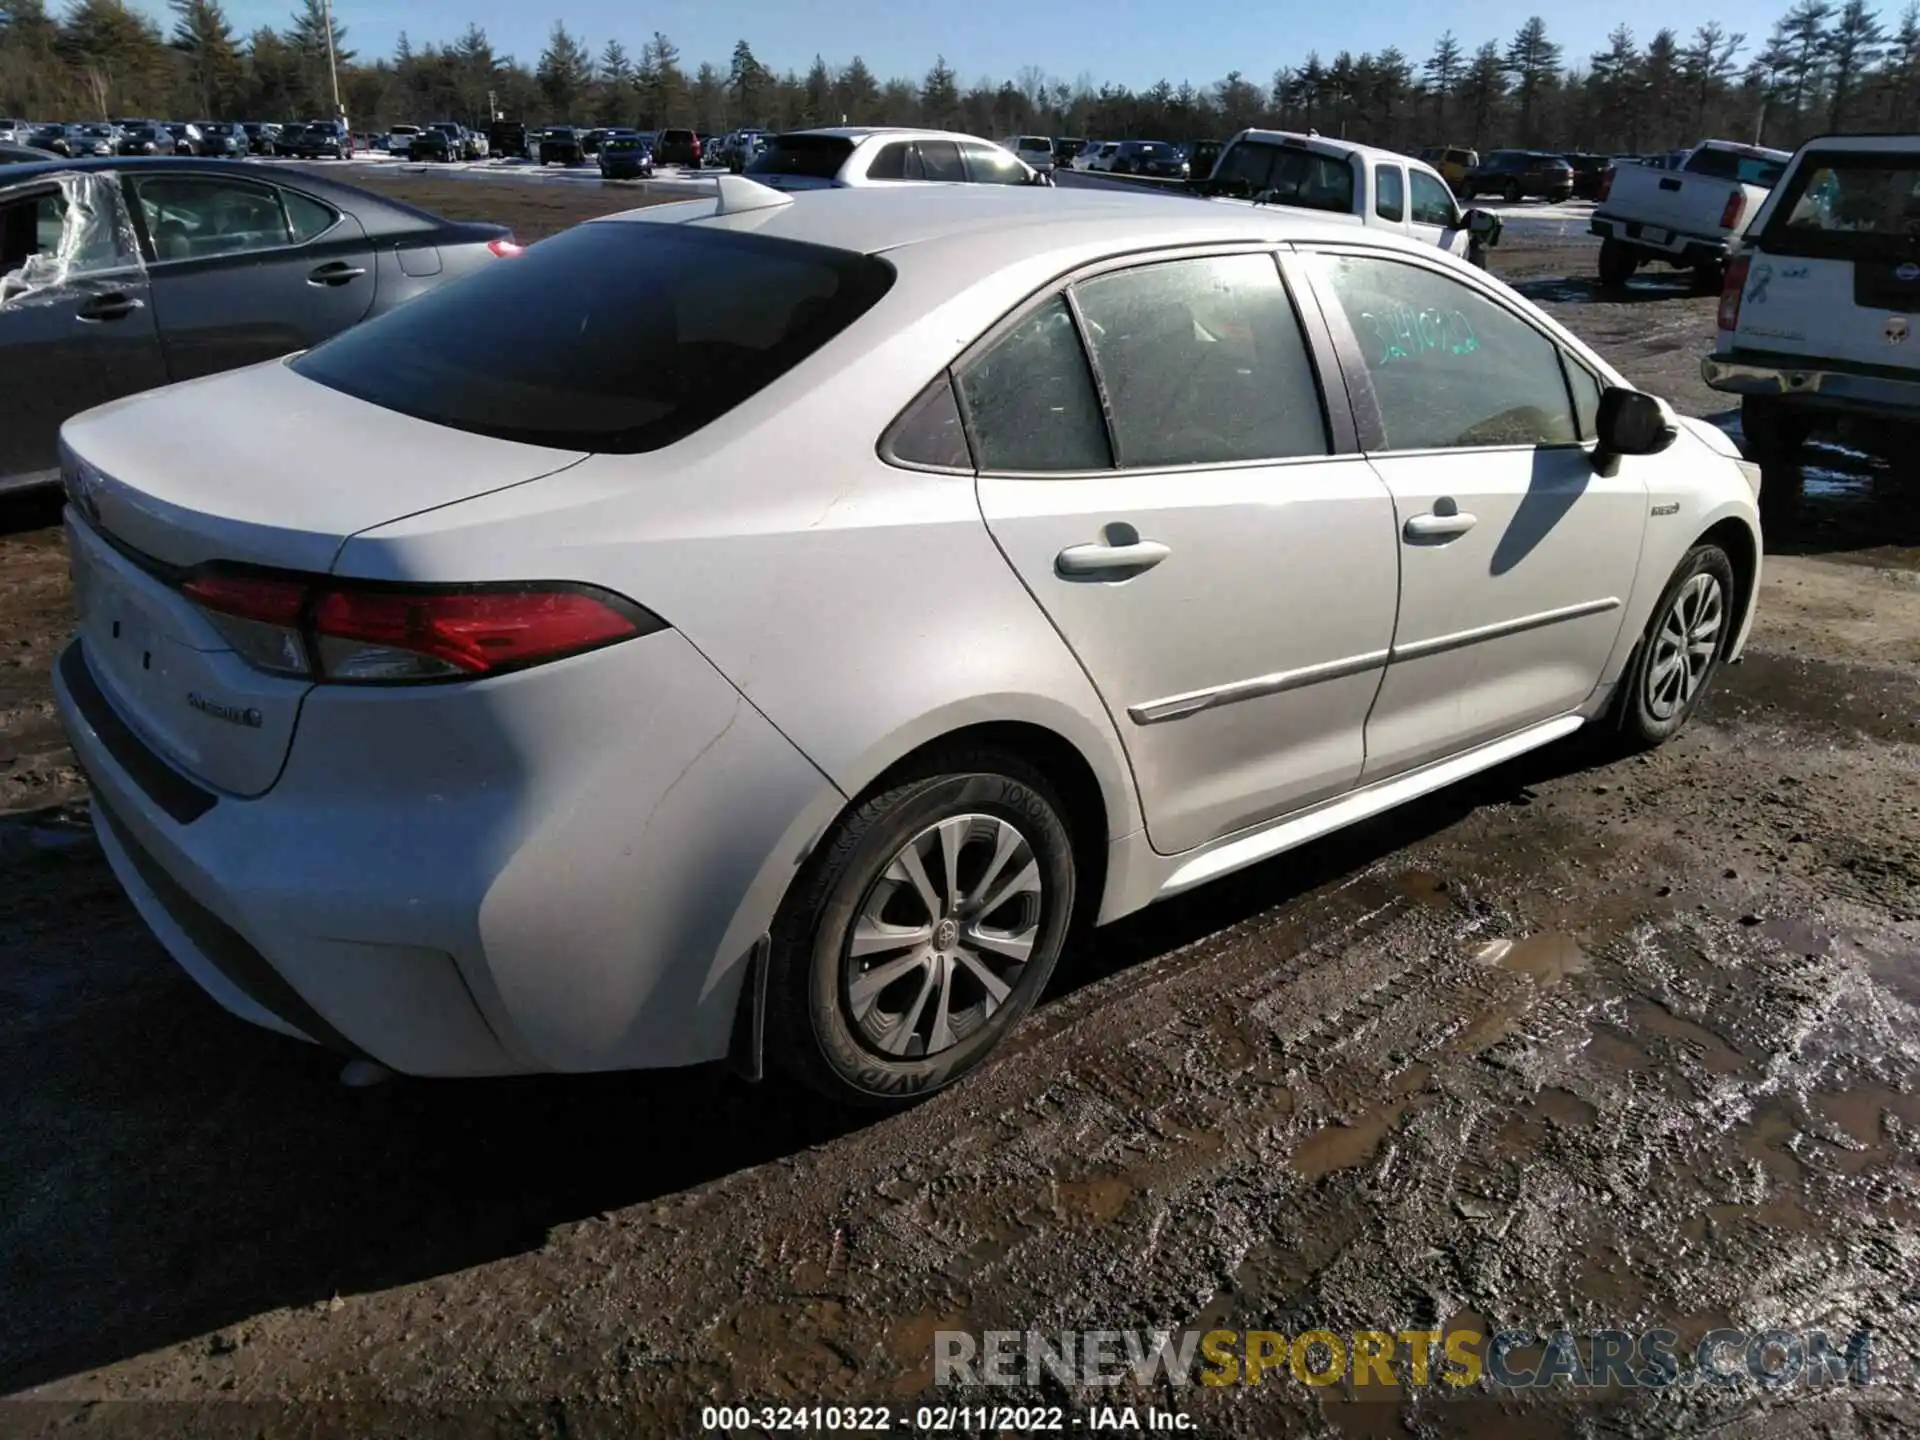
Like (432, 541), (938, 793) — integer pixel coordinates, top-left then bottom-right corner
(60, 363), (589, 797)
(61, 358), (588, 573)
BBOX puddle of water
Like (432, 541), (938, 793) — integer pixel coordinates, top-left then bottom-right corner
(1530, 1086), (1599, 1129)
(1496, 933), (1589, 985)
(1293, 1099), (1415, 1178)
(1052, 1175), (1134, 1224)
(1631, 999), (1748, 1075)
(1815, 1083), (1920, 1171)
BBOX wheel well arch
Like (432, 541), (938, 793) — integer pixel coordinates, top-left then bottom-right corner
(1699, 515), (1760, 639)
(858, 720), (1113, 928)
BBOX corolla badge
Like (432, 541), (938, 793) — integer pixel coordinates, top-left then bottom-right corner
(1898, 262), (1920, 282)
(1744, 262), (1773, 304)
(1887, 316), (1911, 345)
(187, 692), (265, 728)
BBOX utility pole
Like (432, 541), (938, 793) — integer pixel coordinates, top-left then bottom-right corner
(321, 0), (345, 127)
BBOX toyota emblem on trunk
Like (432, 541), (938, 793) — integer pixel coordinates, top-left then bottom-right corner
(1898, 262), (1920, 282)
(1887, 316), (1911, 345)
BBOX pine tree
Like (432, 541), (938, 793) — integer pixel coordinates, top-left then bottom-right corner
(1502, 17), (1561, 143)
(536, 20), (591, 118)
(1424, 31), (1463, 132)
(1824, 0), (1885, 127)
(921, 54), (958, 126)
(169, 0), (242, 116)
(595, 38), (632, 125)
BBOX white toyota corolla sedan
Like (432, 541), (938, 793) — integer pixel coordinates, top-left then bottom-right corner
(53, 178), (1762, 1107)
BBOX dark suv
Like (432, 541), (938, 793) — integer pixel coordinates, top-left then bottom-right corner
(115, 122), (177, 156)
(538, 126), (586, 165)
(1462, 149), (1574, 202)
(488, 119), (530, 159)
(1560, 152), (1611, 199)
(653, 128), (701, 167)
(289, 119), (352, 158)
(1109, 139), (1186, 177)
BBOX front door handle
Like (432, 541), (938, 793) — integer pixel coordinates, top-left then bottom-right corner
(1404, 509), (1478, 542)
(75, 293), (142, 322)
(307, 261), (367, 286)
(1056, 539), (1171, 577)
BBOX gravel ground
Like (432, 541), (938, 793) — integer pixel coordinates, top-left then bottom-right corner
(2, 175), (1918, 1439)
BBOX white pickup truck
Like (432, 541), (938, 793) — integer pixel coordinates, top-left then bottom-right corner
(1591, 140), (1792, 290)
(1703, 133), (1920, 483)
(1192, 129), (1504, 266)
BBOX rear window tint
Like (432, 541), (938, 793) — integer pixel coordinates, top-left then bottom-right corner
(291, 223), (895, 453)
(745, 134), (855, 179)
(1208, 141), (1354, 213)
(1765, 152), (1920, 256)
(1685, 148), (1787, 187)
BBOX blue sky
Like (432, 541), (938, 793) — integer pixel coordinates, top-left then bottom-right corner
(147, 0), (1785, 87)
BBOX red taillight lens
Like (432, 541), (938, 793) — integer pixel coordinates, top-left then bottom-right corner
(1720, 191), (1746, 230)
(1596, 167), (1614, 203)
(180, 570), (659, 683)
(487, 237), (524, 258)
(311, 588), (643, 680)
(1719, 254), (1751, 331)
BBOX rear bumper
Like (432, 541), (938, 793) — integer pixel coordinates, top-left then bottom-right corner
(1702, 351), (1920, 420)
(53, 620), (842, 1079)
(1591, 214), (1728, 264)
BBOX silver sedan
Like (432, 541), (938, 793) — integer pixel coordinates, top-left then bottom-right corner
(53, 178), (1761, 1108)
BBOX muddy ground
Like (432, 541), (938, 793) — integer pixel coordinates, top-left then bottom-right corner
(2, 175), (1918, 1438)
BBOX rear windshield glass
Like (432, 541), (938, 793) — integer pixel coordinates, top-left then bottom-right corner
(745, 134), (855, 178)
(290, 222), (896, 453)
(1017, 136), (1049, 149)
(1206, 141), (1354, 212)
(1763, 152), (1920, 257)
(1685, 148), (1787, 187)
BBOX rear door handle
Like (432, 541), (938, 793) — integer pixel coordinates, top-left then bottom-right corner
(75, 293), (141, 322)
(307, 262), (367, 286)
(1056, 540), (1171, 577)
(1404, 510), (1478, 541)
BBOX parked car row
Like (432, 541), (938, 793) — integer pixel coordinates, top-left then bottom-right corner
(1, 119), (358, 160)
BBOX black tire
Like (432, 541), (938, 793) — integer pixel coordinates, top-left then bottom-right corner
(1504, 179), (1523, 202)
(765, 749), (1078, 1108)
(1598, 237), (1636, 288)
(1607, 543), (1738, 751)
(1741, 394), (1812, 465)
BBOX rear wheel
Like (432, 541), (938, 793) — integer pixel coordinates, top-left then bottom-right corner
(1504, 179), (1523, 202)
(765, 750), (1077, 1108)
(1598, 238), (1637, 288)
(1607, 543), (1737, 751)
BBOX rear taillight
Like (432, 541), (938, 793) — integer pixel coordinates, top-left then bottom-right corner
(1719, 254), (1751, 332)
(1720, 191), (1746, 230)
(1596, 167), (1614, 203)
(180, 570), (661, 684)
(487, 237), (525, 258)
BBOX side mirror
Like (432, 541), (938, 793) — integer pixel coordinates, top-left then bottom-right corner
(1029, 168), (1054, 186)
(1594, 386), (1678, 466)
(1465, 207), (1502, 245)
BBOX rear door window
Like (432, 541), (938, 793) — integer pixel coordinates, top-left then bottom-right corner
(1070, 253), (1329, 468)
(1375, 165), (1405, 223)
(133, 176), (293, 261)
(915, 140), (966, 183)
(955, 295), (1110, 472)
(291, 223), (896, 453)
